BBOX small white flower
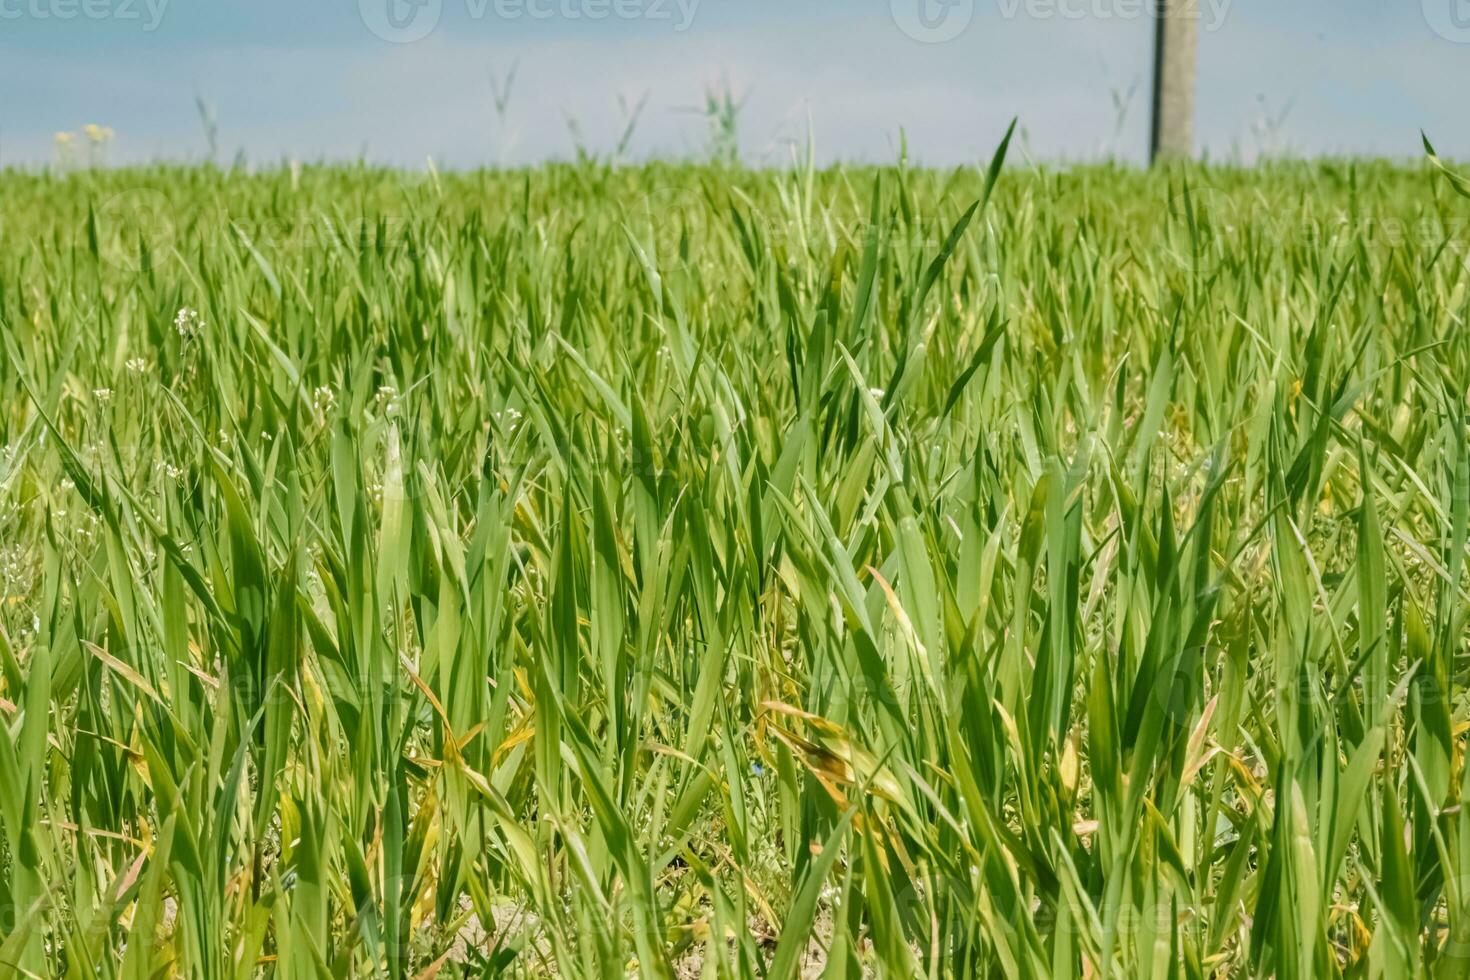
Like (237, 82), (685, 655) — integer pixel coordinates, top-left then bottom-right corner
(174, 308), (204, 338)
(312, 385), (336, 416)
(92, 388), (112, 403)
(494, 406), (523, 431)
(126, 358), (150, 374)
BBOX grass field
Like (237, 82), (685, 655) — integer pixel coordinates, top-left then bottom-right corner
(2, 137), (1470, 978)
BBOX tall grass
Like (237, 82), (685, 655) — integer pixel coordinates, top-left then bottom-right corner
(1, 140), (1468, 977)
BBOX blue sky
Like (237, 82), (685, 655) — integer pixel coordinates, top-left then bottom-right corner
(1, 0), (1466, 168)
